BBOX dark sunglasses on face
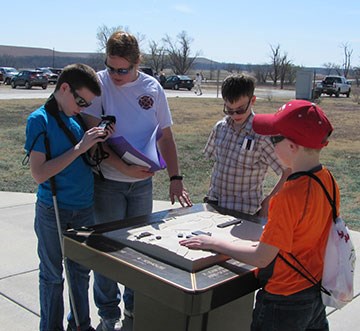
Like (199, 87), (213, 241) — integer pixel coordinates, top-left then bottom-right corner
(270, 135), (286, 145)
(223, 97), (252, 116)
(69, 85), (92, 108)
(104, 60), (134, 75)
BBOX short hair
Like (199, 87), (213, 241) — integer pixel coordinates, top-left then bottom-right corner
(55, 63), (101, 96)
(106, 31), (140, 64)
(221, 74), (256, 103)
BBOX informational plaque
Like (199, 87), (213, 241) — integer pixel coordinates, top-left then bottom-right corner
(103, 209), (263, 271)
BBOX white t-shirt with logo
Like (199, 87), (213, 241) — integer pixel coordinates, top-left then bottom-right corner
(83, 70), (173, 182)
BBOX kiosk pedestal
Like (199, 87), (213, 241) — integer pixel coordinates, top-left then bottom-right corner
(134, 291), (254, 331)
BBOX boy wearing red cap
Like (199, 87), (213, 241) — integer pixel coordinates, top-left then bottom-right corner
(180, 100), (339, 330)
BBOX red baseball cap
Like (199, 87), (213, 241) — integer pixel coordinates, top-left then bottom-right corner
(252, 100), (333, 149)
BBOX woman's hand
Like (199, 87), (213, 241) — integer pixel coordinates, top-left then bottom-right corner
(169, 180), (192, 207)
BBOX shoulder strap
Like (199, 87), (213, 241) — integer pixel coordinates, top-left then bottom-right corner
(278, 253), (331, 295)
(43, 131), (57, 196)
(45, 95), (80, 146)
(22, 131), (46, 166)
(292, 170), (337, 221)
(276, 169), (338, 295)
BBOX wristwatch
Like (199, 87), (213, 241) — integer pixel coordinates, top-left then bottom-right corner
(170, 175), (183, 181)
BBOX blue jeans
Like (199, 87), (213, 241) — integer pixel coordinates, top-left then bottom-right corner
(251, 286), (329, 331)
(35, 200), (95, 331)
(93, 176), (153, 319)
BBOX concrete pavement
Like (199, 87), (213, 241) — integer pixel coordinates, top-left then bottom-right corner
(0, 191), (359, 330)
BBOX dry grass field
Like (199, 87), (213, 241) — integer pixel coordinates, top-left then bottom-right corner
(0, 90), (359, 229)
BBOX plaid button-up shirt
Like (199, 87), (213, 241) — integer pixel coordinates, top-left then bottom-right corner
(204, 112), (283, 214)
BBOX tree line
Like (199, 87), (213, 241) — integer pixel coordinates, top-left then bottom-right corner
(95, 25), (359, 87)
(1, 25), (359, 88)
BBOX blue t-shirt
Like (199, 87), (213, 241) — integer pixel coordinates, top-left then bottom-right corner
(25, 105), (93, 209)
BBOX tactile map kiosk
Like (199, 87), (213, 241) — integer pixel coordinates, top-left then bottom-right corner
(63, 203), (264, 331)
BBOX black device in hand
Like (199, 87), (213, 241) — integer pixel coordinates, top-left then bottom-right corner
(98, 115), (116, 129)
(92, 115), (116, 166)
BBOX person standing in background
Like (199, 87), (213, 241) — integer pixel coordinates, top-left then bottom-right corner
(159, 71), (166, 86)
(194, 72), (203, 95)
(203, 74), (290, 217)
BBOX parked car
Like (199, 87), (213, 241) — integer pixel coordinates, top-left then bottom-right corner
(48, 67), (63, 75)
(315, 75), (351, 97)
(11, 70), (48, 89)
(36, 67), (58, 84)
(139, 66), (154, 77)
(163, 75), (194, 91)
(0, 67), (19, 85)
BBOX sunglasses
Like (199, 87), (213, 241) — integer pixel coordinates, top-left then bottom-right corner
(104, 61), (134, 75)
(223, 97), (252, 115)
(69, 85), (92, 108)
(270, 135), (285, 145)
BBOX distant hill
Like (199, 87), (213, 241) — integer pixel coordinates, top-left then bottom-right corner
(0, 45), (222, 67)
(0, 45), (229, 72)
(0, 45), (94, 58)
(0, 45), (103, 70)
(0, 44), (330, 76)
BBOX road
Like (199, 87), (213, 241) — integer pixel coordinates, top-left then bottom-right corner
(0, 84), (295, 100)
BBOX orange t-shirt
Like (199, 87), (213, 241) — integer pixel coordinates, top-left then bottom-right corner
(258, 166), (340, 295)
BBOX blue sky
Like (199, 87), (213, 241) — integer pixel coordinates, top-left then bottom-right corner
(2, 0), (360, 67)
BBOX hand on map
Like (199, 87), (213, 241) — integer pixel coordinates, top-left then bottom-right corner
(179, 235), (217, 251)
(170, 180), (192, 207)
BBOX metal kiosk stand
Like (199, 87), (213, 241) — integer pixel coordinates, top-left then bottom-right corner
(63, 203), (263, 331)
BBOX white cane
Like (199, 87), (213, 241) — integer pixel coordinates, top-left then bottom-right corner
(52, 194), (81, 331)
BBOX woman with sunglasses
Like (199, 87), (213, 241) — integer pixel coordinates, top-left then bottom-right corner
(82, 31), (192, 331)
(203, 74), (290, 217)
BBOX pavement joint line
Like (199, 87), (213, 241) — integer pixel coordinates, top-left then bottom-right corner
(326, 308), (337, 316)
(0, 202), (36, 209)
(0, 268), (38, 281)
(326, 292), (359, 317)
(0, 291), (40, 317)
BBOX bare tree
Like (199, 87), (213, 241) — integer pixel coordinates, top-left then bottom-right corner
(353, 66), (360, 87)
(268, 44), (293, 88)
(323, 62), (336, 75)
(334, 64), (342, 76)
(224, 63), (242, 73)
(147, 40), (167, 74)
(269, 44), (281, 86)
(253, 64), (271, 84)
(341, 42), (353, 78)
(136, 32), (147, 54)
(163, 31), (200, 75)
(286, 65), (297, 85)
(95, 24), (148, 69)
(96, 25), (126, 52)
(279, 53), (293, 89)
